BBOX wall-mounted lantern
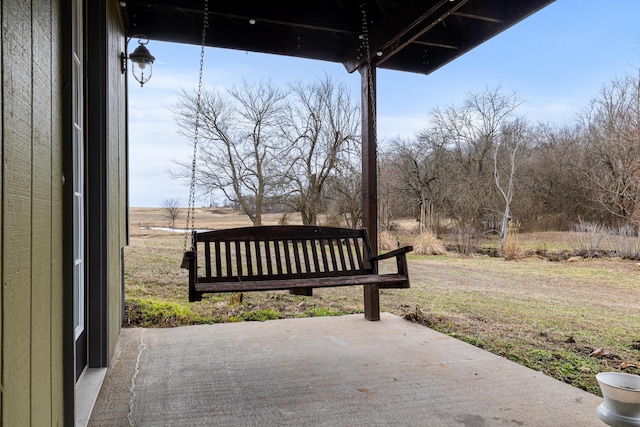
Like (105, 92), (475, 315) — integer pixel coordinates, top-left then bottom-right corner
(121, 36), (156, 87)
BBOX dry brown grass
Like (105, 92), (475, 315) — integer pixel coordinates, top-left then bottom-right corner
(503, 220), (525, 260)
(125, 208), (640, 395)
(379, 230), (397, 250)
(411, 230), (447, 255)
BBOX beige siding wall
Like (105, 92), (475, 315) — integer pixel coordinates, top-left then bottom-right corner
(1, 0), (128, 423)
(1, 0), (65, 425)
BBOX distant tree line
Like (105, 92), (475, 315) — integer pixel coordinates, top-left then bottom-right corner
(381, 73), (640, 239)
(173, 70), (640, 238)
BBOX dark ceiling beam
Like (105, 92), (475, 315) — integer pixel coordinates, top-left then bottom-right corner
(412, 40), (459, 50)
(342, 0), (468, 73)
(452, 12), (504, 24)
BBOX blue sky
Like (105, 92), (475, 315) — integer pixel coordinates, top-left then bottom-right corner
(128, 0), (640, 207)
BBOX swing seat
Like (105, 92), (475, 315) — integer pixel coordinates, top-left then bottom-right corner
(182, 225), (412, 319)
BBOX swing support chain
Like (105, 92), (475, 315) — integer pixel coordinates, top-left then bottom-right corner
(183, 0), (210, 254)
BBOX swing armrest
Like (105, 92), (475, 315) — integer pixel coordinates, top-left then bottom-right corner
(370, 246), (413, 263)
(370, 246), (413, 288)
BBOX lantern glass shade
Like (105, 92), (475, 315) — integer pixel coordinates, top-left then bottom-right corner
(129, 43), (155, 86)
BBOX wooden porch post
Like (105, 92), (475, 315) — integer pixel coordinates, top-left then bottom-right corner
(360, 62), (380, 321)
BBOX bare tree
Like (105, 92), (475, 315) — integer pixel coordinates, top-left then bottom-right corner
(378, 153), (399, 231)
(516, 123), (588, 230)
(462, 88), (525, 243)
(280, 75), (360, 225)
(427, 103), (487, 228)
(384, 136), (443, 232)
(493, 117), (529, 249)
(465, 88), (523, 172)
(161, 198), (181, 228)
(423, 87), (524, 233)
(579, 73), (640, 226)
(173, 81), (286, 226)
(323, 159), (362, 228)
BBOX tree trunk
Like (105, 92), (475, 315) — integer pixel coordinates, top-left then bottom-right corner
(500, 204), (510, 250)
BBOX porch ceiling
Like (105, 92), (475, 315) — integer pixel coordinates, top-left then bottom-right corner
(120, 0), (555, 75)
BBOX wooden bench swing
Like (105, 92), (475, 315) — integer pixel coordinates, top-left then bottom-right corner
(179, 3), (411, 319)
(182, 225), (412, 319)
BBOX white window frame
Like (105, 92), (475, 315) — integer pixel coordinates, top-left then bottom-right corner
(72, 0), (85, 341)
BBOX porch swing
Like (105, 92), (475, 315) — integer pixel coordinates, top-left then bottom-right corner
(180, 1), (413, 319)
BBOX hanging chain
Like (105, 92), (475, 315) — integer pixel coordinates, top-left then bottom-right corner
(184, 0), (209, 252)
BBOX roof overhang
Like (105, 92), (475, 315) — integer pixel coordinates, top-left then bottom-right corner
(120, 0), (555, 75)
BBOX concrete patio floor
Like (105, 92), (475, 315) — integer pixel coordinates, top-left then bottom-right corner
(88, 313), (604, 426)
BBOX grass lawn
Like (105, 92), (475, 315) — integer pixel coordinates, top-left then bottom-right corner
(124, 207), (640, 395)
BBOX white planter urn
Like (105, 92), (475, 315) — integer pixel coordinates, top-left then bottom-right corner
(596, 372), (640, 427)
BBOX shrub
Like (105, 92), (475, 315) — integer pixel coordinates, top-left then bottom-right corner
(606, 224), (640, 259)
(412, 230), (447, 255)
(565, 220), (607, 257)
(450, 223), (482, 255)
(566, 220), (640, 258)
(379, 230), (397, 251)
(503, 220), (524, 260)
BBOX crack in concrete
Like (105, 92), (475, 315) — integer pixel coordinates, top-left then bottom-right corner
(127, 328), (146, 427)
